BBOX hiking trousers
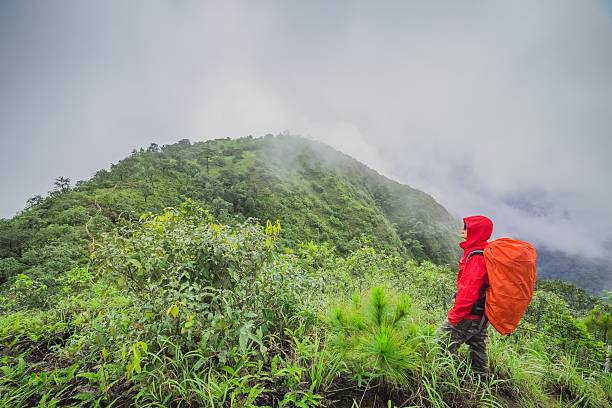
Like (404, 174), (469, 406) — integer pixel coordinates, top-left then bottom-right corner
(438, 318), (488, 376)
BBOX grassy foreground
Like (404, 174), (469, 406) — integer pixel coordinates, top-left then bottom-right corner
(0, 202), (610, 407)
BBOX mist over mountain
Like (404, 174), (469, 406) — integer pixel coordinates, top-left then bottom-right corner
(3, 1), (612, 264)
(1, 135), (609, 295)
(0, 136), (460, 288)
(1, 2), (611, 405)
(2, 135), (611, 407)
(537, 247), (612, 295)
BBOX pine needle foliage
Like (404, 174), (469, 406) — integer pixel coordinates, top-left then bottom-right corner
(329, 287), (422, 389)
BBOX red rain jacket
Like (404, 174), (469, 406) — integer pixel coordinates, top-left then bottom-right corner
(447, 215), (493, 326)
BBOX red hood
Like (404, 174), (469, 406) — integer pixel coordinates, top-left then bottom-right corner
(460, 215), (493, 254)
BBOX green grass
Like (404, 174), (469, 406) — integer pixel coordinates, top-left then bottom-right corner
(1, 201), (610, 407)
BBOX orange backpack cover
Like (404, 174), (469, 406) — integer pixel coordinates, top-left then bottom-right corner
(484, 238), (537, 335)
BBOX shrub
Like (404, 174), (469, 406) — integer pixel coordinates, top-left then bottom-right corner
(94, 200), (276, 361)
(10, 274), (47, 309)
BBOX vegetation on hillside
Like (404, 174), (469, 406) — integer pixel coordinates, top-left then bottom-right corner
(0, 135), (460, 291)
(0, 135), (610, 406)
(537, 248), (612, 296)
(1, 200), (610, 407)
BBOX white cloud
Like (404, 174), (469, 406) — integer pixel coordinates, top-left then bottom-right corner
(1, 0), (611, 260)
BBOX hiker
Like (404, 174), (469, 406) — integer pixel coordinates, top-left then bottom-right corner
(439, 215), (493, 379)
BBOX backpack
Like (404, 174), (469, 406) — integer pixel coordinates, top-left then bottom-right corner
(468, 238), (537, 335)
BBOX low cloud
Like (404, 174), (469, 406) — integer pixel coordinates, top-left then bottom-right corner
(1, 1), (611, 261)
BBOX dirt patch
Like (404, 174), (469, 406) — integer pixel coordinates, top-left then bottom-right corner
(323, 380), (418, 408)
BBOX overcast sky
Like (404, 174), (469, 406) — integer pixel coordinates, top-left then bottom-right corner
(1, 1), (612, 261)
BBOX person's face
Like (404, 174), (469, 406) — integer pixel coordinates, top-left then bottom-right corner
(461, 226), (468, 241)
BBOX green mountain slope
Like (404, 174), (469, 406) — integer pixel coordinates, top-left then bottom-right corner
(1, 135), (610, 407)
(537, 247), (612, 296)
(0, 135), (460, 287)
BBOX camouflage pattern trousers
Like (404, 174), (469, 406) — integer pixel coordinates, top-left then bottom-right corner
(438, 318), (489, 376)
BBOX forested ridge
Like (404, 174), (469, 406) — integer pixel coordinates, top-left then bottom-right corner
(0, 135), (610, 407)
(0, 135), (460, 286)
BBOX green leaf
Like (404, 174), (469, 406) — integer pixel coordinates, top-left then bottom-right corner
(73, 392), (95, 402)
(239, 328), (249, 353)
(127, 258), (142, 270)
(166, 304), (180, 318)
(77, 372), (99, 383)
(192, 358), (207, 372)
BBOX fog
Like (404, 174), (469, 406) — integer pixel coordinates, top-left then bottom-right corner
(1, 0), (611, 261)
